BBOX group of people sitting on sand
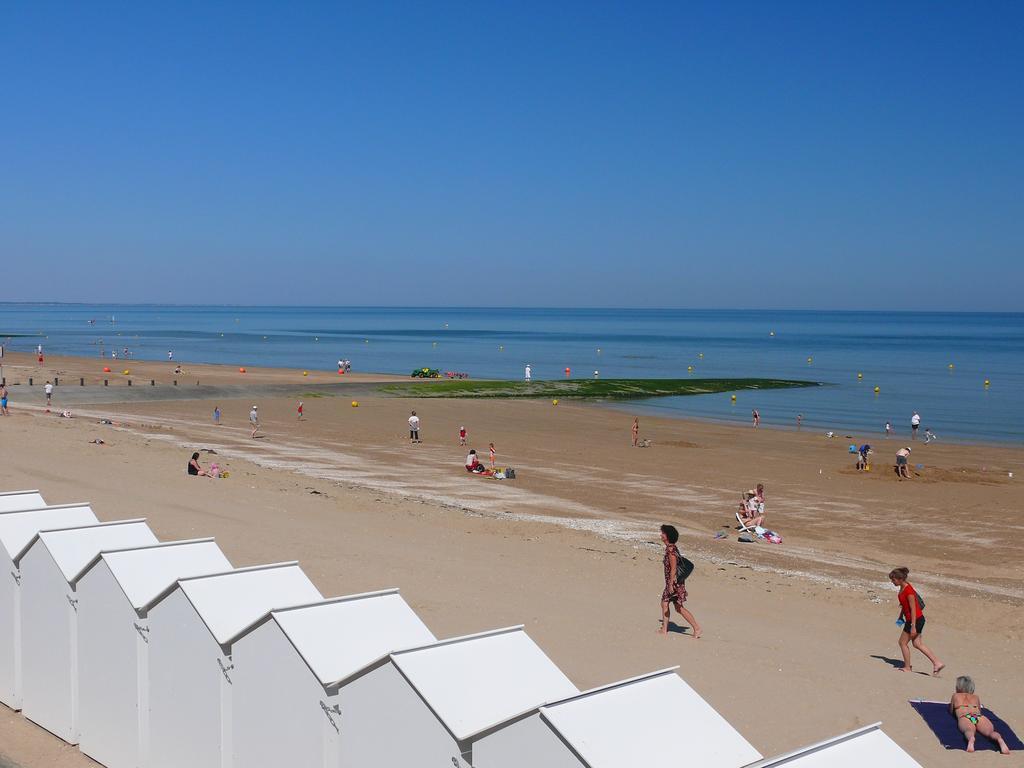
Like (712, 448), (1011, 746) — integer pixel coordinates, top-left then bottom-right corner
(736, 483), (766, 528)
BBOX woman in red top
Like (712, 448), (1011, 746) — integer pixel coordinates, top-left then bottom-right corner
(888, 567), (944, 675)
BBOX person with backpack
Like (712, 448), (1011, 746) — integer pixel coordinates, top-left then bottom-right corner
(658, 524), (701, 639)
(888, 566), (944, 675)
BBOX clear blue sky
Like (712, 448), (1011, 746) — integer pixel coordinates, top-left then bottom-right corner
(2, 2), (1021, 309)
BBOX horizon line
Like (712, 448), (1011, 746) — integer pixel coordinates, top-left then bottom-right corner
(0, 302), (1021, 316)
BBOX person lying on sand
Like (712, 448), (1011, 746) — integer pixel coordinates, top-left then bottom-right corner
(949, 675), (1011, 754)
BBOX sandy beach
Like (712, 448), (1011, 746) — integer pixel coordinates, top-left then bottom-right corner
(1, 352), (1022, 767)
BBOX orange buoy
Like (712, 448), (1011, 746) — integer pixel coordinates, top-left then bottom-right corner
(239, 367), (246, 373)
(103, 366), (111, 373)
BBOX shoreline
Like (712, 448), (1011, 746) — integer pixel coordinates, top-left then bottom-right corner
(1, 351), (1018, 449)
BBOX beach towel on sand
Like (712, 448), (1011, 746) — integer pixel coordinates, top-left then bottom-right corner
(910, 700), (1024, 752)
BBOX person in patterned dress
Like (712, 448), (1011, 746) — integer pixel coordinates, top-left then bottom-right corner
(658, 524), (702, 639)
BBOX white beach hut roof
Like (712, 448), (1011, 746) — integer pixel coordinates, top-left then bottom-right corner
(391, 626), (579, 742)
(74, 539), (232, 610)
(0, 504), (96, 562)
(20, 520), (157, 581)
(743, 723), (922, 767)
(269, 589), (436, 687)
(0, 490), (47, 513)
(176, 562), (323, 646)
(539, 668), (762, 768)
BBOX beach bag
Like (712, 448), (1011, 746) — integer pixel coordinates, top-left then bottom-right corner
(676, 554), (695, 583)
(505, 467), (516, 479)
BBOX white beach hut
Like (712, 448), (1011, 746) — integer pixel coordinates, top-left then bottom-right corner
(0, 502), (97, 710)
(0, 489), (46, 512)
(75, 538), (233, 768)
(146, 562), (323, 768)
(231, 588), (437, 768)
(743, 723), (922, 767)
(340, 625), (579, 768)
(473, 667), (763, 768)
(18, 519), (157, 743)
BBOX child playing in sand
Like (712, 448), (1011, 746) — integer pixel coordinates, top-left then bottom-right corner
(949, 676), (1011, 754)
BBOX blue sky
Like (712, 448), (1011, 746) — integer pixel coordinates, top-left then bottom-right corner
(2, 2), (1021, 309)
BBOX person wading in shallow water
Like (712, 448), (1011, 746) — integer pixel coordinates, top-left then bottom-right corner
(658, 524), (701, 639)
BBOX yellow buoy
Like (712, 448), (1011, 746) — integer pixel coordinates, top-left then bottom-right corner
(122, 369), (130, 375)
(302, 371), (308, 376)
(698, 353), (704, 359)
(687, 365), (694, 372)
(874, 386), (880, 393)
(857, 372), (863, 379)
(730, 394), (737, 401)
(351, 400), (359, 407)
(984, 379), (990, 387)
(552, 399), (559, 406)
(807, 356), (813, 364)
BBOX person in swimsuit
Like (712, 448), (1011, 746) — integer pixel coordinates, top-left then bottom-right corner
(0, 385), (9, 416)
(949, 675), (1010, 754)
(888, 567), (944, 675)
(631, 417), (639, 447)
(187, 452), (211, 477)
(658, 525), (702, 639)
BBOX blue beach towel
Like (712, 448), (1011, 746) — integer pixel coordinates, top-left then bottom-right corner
(910, 700), (1024, 752)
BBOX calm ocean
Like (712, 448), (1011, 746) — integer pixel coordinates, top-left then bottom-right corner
(2, 305), (1021, 444)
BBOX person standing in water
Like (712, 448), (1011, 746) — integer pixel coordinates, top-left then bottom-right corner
(658, 525), (702, 639)
(888, 567), (943, 676)
(752, 409), (760, 428)
(796, 413), (803, 431)
(524, 364), (532, 382)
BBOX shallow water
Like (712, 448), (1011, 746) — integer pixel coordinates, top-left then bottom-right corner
(2, 305), (1021, 442)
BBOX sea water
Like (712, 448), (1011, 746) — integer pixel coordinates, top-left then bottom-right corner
(1, 305), (1021, 443)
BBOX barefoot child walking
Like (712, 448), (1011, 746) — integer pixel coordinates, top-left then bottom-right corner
(488, 442), (496, 469)
(888, 567), (944, 676)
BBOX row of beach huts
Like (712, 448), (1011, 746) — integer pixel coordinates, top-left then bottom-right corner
(0, 488), (923, 767)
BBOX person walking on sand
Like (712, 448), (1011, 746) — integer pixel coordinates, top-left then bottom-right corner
(44, 380), (53, 407)
(631, 417), (639, 447)
(752, 409), (760, 428)
(911, 411), (921, 440)
(949, 676), (1011, 754)
(408, 411), (421, 443)
(524, 364), (532, 382)
(489, 442), (496, 468)
(658, 525), (702, 639)
(459, 425), (467, 446)
(297, 401), (304, 420)
(888, 567), (943, 676)
(1, 385), (9, 416)
(249, 405), (260, 438)
(213, 406), (221, 425)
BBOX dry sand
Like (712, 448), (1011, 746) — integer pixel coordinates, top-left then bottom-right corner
(1, 352), (1022, 766)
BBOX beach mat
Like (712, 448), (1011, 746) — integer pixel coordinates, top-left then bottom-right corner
(910, 700), (1024, 751)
